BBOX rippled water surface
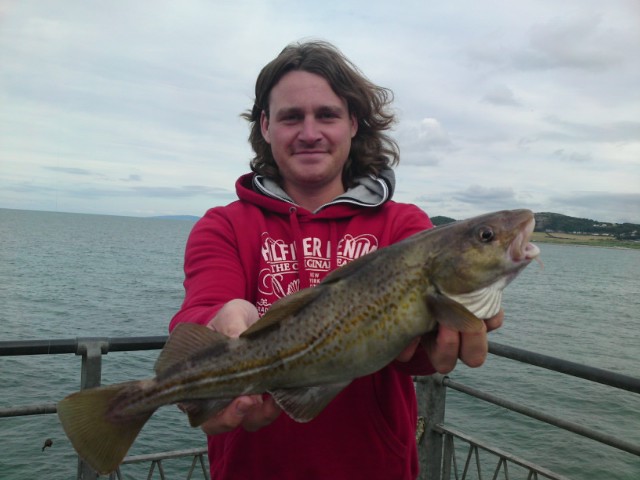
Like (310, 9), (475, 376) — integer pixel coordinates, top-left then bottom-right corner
(1, 208), (638, 479)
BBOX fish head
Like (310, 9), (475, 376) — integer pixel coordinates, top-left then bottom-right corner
(427, 209), (540, 318)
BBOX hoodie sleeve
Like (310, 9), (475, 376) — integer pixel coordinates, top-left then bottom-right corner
(387, 202), (434, 243)
(169, 207), (250, 331)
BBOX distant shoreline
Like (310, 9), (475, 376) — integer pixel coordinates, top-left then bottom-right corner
(530, 232), (640, 250)
(151, 215), (200, 222)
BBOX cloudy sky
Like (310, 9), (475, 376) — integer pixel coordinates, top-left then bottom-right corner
(1, 0), (639, 223)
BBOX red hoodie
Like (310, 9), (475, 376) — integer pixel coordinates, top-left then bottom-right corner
(170, 172), (436, 479)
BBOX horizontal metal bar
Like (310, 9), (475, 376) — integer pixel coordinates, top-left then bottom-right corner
(443, 376), (640, 457)
(107, 336), (167, 352)
(435, 424), (572, 480)
(489, 341), (640, 394)
(0, 336), (168, 356)
(121, 448), (208, 464)
(0, 338), (80, 356)
(0, 403), (57, 417)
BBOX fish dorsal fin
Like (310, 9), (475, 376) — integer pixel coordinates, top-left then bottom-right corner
(155, 323), (229, 376)
(241, 286), (325, 338)
(426, 290), (485, 332)
(320, 251), (376, 285)
(242, 248), (382, 338)
(269, 381), (351, 423)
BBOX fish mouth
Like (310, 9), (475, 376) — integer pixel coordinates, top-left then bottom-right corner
(509, 216), (540, 264)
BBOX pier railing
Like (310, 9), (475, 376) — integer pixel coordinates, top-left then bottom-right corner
(415, 343), (640, 479)
(1, 337), (639, 479)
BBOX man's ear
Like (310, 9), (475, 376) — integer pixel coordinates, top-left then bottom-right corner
(350, 113), (358, 138)
(260, 110), (271, 144)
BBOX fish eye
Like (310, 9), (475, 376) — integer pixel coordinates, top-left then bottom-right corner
(478, 227), (495, 242)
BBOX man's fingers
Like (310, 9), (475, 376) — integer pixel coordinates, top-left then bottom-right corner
(200, 396), (259, 435)
(423, 326), (460, 374)
(207, 299), (260, 337)
(396, 338), (421, 362)
(242, 396), (282, 432)
(458, 322), (488, 368)
(456, 310), (502, 368)
(485, 309), (504, 332)
(200, 395), (281, 435)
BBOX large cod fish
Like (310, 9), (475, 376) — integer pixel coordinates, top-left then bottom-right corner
(57, 209), (540, 474)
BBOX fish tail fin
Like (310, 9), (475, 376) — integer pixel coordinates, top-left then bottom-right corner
(57, 381), (154, 475)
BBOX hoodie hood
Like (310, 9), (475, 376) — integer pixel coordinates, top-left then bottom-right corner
(250, 168), (396, 214)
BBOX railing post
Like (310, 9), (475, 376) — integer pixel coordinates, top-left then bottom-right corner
(416, 374), (447, 480)
(75, 338), (109, 480)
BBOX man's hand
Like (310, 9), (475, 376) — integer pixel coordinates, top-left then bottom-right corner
(396, 309), (505, 373)
(200, 395), (281, 435)
(199, 300), (282, 436)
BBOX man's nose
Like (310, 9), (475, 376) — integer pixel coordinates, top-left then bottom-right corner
(298, 117), (321, 143)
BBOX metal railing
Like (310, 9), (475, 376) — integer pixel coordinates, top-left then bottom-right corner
(111, 448), (208, 480)
(415, 343), (640, 480)
(1, 337), (639, 479)
(0, 336), (194, 480)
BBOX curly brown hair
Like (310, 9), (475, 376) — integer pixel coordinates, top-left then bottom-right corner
(242, 40), (399, 188)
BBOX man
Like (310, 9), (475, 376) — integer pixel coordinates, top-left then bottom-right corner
(170, 40), (503, 479)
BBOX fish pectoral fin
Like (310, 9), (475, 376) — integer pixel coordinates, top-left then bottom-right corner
(269, 381), (351, 423)
(426, 291), (485, 332)
(241, 287), (325, 338)
(57, 382), (154, 475)
(179, 398), (234, 427)
(155, 323), (230, 376)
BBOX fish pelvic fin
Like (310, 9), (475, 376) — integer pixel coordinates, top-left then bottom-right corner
(57, 382), (154, 475)
(269, 381), (351, 423)
(179, 398), (234, 427)
(426, 290), (485, 332)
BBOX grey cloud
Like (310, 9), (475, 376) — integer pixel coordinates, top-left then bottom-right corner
(123, 174), (142, 182)
(398, 152), (441, 167)
(4, 183), (59, 194)
(552, 149), (592, 163)
(129, 185), (231, 198)
(43, 166), (93, 175)
(516, 15), (623, 71)
(2, 26), (244, 138)
(541, 117), (640, 143)
(517, 137), (540, 150)
(414, 185), (521, 217)
(395, 118), (454, 166)
(548, 192), (640, 224)
(468, 14), (626, 72)
(482, 84), (522, 107)
(453, 185), (517, 204)
(4, 182), (233, 200)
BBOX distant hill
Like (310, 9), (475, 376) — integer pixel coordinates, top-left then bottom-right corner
(431, 216), (457, 226)
(431, 212), (639, 241)
(534, 212), (638, 240)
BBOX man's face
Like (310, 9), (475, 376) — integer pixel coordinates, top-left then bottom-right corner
(260, 70), (358, 200)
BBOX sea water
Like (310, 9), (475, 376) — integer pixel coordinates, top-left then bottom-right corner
(0, 208), (638, 479)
